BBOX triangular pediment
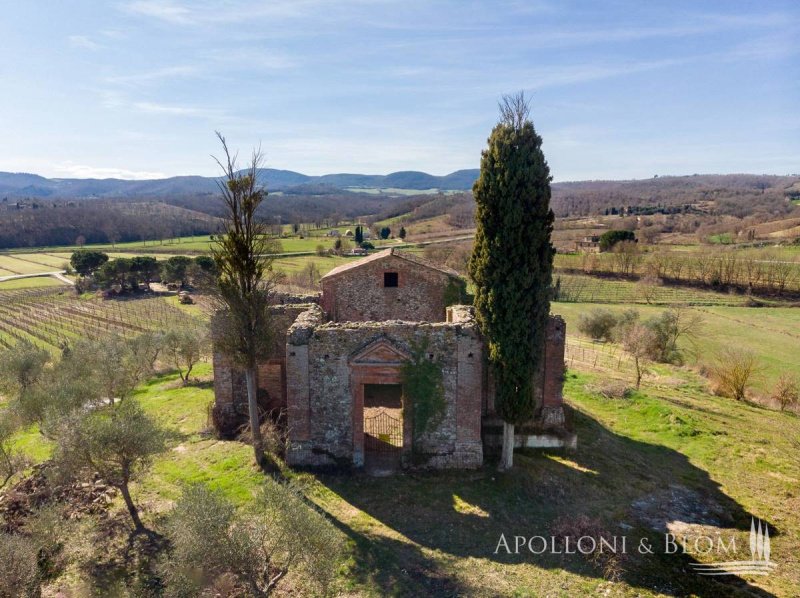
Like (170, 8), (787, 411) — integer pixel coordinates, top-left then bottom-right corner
(349, 338), (411, 366)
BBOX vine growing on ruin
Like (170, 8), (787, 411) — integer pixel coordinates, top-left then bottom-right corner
(401, 338), (446, 442)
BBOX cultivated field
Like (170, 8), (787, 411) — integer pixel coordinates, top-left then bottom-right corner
(0, 286), (198, 350)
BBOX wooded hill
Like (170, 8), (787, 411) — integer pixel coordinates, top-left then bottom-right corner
(2, 173), (798, 249)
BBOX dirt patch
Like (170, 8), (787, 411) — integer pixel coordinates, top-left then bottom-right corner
(0, 463), (116, 532)
(630, 484), (731, 533)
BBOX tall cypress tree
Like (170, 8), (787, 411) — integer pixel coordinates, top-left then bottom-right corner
(468, 93), (555, 470)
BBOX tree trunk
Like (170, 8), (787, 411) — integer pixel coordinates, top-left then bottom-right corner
(499, 421), (515, 471)
(634, 356), (641, 389)
(246, 366), (264, 465)
(119, 480), (145, 532)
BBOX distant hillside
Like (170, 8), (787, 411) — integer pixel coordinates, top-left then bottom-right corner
(0, 200), (221, 249)
(0, 168), (480, 199)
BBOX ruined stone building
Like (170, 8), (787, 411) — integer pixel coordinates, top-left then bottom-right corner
(213, 248), (571, 471)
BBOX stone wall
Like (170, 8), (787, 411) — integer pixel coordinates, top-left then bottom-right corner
(212, 304), (312, 437)
(321, 253), (456, 323)
(482, 314), (566, 422)
(285, 304), (484, 469)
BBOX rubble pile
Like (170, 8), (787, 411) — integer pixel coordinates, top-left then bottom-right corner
(0, 463), (116, 531)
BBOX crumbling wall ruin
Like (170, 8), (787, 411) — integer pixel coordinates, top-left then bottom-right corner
(212, 304), (312, 438)
(285, 304), (484, 469)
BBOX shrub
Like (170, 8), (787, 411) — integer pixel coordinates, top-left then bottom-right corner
(0, 533), (40, 597)
(550, 515), (628, 581)
(643, 308), (702, 365)
(598, 229), (635, 252)
(772, 374), (799, 411)
(161, 481), (344, 597)
(708, 349), (759, 401)
(588, 380), (634, 400)
(23, 505), (97, 581)
(577, 309), (618, 342)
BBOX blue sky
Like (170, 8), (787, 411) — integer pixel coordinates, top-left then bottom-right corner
(1, 1), (797, 181)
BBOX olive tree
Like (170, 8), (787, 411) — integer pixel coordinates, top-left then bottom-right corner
(161, 481), (344, 597)
(71, 335), (152, 404)
(0, 340), (50, 394)
(0, 534), (40, 598)
(54, 399), (168, 533)
(0, 408), (26, 490)
(163, 324), (209, 385)
(620, 323), (657, 389)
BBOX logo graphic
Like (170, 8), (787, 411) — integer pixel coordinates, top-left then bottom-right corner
(690, 518), (778, 576)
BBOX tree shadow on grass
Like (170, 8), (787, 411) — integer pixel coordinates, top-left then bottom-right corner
(316, 410), (778, 597)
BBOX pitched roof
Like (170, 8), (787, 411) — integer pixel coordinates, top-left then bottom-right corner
(320, 248), (461, 280)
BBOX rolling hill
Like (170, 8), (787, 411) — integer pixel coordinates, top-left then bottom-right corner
(0, 168), (481, 199)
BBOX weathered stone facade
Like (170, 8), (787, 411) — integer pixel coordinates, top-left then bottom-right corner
(285, 304), (484, 469)
(213, 249), (571, 469)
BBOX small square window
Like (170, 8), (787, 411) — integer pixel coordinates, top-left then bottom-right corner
(384, 272), (399, 287)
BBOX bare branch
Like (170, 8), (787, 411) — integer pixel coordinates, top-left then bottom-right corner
(498, 90), (531, 130)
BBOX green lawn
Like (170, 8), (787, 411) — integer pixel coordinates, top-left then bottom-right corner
(553, 302), (800, 392)
(135, 365), (800, 596)
(0, 276), (67, 290)
(0, 254), (59, 274)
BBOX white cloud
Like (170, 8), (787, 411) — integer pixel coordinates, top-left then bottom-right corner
(124, 0), (194, 24)
(53, 161), (165, 180)
(133, 101), (223, 118)
(121, 0), (368, 26)
(68, 35), (100, 50)
(106, 65), (200, 86)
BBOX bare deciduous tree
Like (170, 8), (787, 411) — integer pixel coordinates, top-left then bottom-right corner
(708, 349), (760, 401)
(210, 132), (282, 465)
(498, 90), (532, 130)
(612, 241), (642, 275)
(621, 323), (657, 389)
(772, 374), (799, 411)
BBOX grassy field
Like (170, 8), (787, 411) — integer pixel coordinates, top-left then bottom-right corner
(0, 254), (63, 275)
(554, 273), (757, 306)
(4, 227), (396, 256)
(9, 352), (800, 596)
(0, 276), (66, 290)
(553, 302), (800, 393)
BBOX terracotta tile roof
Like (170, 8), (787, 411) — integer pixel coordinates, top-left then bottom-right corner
(320, 248), (461, 280)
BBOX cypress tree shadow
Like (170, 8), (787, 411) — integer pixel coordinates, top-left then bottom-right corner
(315, 410), (778, 597)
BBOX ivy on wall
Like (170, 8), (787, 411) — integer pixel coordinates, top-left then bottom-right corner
(401, 338), (446, 442)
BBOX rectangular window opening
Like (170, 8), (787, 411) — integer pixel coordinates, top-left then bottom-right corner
(384, 272), (399, 287)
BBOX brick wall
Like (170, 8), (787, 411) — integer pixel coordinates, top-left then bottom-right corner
(321, 253), (455, 323)
(211, 304), (311, 436)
